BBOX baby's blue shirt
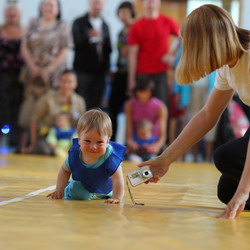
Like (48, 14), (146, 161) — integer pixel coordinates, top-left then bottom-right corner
(65, 144), (113, 170)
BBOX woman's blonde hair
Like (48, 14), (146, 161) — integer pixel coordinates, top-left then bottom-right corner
(77, 109), (112, 137)
(176, 4), (250, 85)
(3, 0), (21, 27)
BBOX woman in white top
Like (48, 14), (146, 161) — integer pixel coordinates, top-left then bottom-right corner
(139, 4), (250, 219)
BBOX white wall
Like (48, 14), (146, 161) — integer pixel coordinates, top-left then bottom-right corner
(0, 0), (126, 68)
(241, 0), (250, 29)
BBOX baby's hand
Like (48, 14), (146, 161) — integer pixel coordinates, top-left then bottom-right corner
(47, 189), (64, 199)
(105, 198), (121, 204)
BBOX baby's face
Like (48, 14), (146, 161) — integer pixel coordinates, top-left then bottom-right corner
(78, 128), (109, 164)
(55, 115), (71, 128)
(137, 127), (152, 140)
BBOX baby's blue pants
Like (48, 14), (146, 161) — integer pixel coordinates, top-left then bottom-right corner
(64, 180), (112, 200)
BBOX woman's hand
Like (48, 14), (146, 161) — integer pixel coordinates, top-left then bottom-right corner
(216, 191), (249, 219)
(47, 189), (64, 199)
(105, 198), (120, 204)
(138, 156), (170, 183)
(30, 64), (41, 78)
(41, 67), (52, 83)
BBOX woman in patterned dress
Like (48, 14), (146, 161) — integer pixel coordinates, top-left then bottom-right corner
(18, 0), (73, 149)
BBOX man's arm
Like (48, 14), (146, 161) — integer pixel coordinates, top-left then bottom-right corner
(72, 18), (90, 49)
(128, 44), (139, 91)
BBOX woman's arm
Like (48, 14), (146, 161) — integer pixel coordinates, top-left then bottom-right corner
(149, 104), (168, 154)
(139, 88), (234, 181)
(105, 165), (124, 204)
(21, 40), (40, 75)
(47, 164), (71, 199)
(42, 48), (68, 82)
(218, 140), (250, 219)
(128, 44), (139, 92)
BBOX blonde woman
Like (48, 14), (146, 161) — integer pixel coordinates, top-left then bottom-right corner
(139, 4), (250, 219)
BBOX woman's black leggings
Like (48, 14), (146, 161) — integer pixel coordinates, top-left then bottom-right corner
(213, 127), (250, 209)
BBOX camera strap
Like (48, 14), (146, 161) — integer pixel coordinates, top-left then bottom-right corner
(126, 176), (144, 206)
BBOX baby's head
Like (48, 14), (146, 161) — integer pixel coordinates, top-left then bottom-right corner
(55, 112), (73, 129)
(77, 109), (113, 161)
(137, 119), (153, 140)
(77, 109), (112, 138)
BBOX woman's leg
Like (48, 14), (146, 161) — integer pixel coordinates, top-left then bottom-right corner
(217, 175), (250, 209)
(213, 128), (250, 208)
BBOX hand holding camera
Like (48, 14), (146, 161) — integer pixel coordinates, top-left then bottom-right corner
(126, 166), (153, 205)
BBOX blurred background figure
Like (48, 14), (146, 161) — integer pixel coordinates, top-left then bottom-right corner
(46, 112), (76, 157)
(108, 1), (135, 141)
(18, 0), (72, 151)
(22, 70), (86, 155)
(127, 119), (158, 163)
(72, 0), (112, 110)
(128, 0), (179, 108)
(125, 79), (167, 162)
(0, 0), (24, 151)
(184, 73), (216, 162)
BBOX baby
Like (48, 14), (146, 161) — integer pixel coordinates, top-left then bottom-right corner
(47, 109), (126, 204)
(46, 112), (76, 157)
(128, 119), (158, 163)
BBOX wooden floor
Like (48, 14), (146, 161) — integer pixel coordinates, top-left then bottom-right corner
(1, 154), (250, 250)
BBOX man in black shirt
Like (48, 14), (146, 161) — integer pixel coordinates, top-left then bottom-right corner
(72, 0), (112, 110)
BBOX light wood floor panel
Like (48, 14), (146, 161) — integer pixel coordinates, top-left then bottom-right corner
(1, 154), (250, 250)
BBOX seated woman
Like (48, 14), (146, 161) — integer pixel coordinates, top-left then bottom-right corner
(124, 79), (168, 162)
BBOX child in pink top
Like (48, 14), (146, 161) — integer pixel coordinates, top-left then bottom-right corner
(125, 80), (168, 161)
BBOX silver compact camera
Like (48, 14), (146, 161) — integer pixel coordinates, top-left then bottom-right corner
(127, 166), (153, 187)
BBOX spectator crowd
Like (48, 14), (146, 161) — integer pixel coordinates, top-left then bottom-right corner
(0, 0), (247, 163)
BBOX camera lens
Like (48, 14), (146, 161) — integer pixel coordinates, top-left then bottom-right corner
(142, 171), (149, 178)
